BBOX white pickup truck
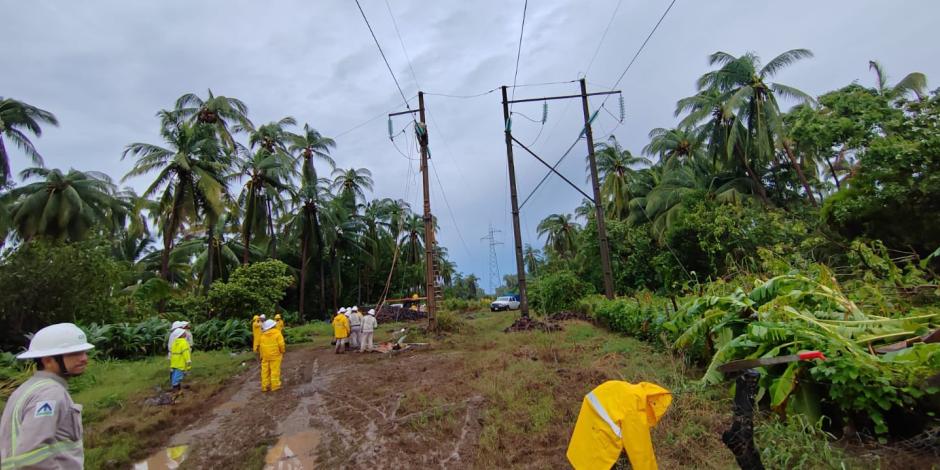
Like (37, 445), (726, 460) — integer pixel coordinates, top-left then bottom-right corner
(490, 295), (521, 312)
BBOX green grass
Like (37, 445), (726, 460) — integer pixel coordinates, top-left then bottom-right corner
(65, 350), (251, 469)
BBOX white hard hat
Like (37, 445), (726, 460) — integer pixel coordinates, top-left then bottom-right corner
(352, 306), (359, 312)
(260, 314), (267, 319)
(17, 323), (95, 359)
(171, 320), (190, 330)
(262, 319), (277, 331)
(339, 307), (347, 313)
(368, 309), (376, 315)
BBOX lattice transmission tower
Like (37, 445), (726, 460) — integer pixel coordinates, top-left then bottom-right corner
(481, 224), (503, 294)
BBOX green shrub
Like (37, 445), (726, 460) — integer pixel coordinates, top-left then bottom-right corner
(207, 260), (293, 319)
(755, 415), (854, 469)
(528, 270), (594, 314)
(283, 321), (331, 344)
(434, 310), (468, 333)
(0, 239), (126, 350)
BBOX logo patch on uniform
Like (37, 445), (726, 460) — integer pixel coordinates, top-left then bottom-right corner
(35, 400), (55, 417)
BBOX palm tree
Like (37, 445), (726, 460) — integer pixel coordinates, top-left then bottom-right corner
(238, 118), (296, 263)
(331, 167), (373, 209)
(642, 127), (704, 167)
(594, 137), (649, 219)
(288, 123), (336, 317)
(175, 90), (251, 152)
(320, 198), (365, 309)
(630, 157), (750, 240)
(536, 213), (579, 259)
(8, 167), (127, 242)
(692, 49), (816, 203)
(869, 60), (929, 101)
(0, 98), (58, 186)
(123, 118), (227, 281)
(523, 244), (541, 275)
(289, 124), (337, 171)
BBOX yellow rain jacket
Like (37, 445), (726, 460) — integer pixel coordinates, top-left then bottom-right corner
(251, 315), (262, 352)
(332, 314), (350, 339)
(170, 337), (192, 371)
(566, 381), (672, 470)
(258, 327), (286, 391)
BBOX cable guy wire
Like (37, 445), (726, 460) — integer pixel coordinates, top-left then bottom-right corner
(354, 0), (411, 109)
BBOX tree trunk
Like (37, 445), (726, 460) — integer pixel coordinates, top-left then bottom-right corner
(783, 141), (817, 207)
(242, 228), (251, 265)
(734, 142), (770, 204)
(299, 218), (308, 322)
(266, 197), (276, 257)
(330, 247), (339, 311)
(204, 221), (216, 295)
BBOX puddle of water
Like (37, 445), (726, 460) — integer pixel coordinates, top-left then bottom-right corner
(132, 445), (189, 470)
(263, 430), (320, 470)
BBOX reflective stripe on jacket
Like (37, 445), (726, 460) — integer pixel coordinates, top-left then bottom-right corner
(0, 372), (84, 469)
(258, 329), (286, 360)
(566, 380), (672, 470)
(170, 337), (192, 370)
(332, 314), (350, 339)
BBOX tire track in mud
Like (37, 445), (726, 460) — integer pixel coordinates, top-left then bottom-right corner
(141, 345), (482, 469)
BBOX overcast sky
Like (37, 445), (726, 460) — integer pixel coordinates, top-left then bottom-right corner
(3, 0), (939, 292)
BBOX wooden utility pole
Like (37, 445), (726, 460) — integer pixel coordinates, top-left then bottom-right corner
(580, 79), (615, 299)
(501, 86), (530, 318)
(499, 80), (620, 305)
(417, 91), (437, 328)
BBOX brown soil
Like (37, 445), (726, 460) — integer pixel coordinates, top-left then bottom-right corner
(153, 345), (479, 469)
(504, 316), (562, 333)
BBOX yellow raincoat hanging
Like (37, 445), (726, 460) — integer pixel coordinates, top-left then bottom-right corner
(567, 380), (673, 470)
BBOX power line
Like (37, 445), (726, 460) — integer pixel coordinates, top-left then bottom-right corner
(429, 159), (473, 258)
(509, 0), (529, 106)
(583, 0), (624, 76)
(384, 0), (419, 92)
(522, 0), (680, 204)
(333, 98), (415, 140)
(604, 0), (679, 100)
(354, 0), (411, 109)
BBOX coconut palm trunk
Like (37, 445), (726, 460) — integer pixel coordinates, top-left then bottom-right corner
(782, 141), (817, 207)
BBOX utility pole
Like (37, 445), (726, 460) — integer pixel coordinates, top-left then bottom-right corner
(481, 224), (503, 294)
(388, 92), (437, 328)
(499, 80), (621, 307)
(580, 78), (615, 299)
(417, 92), (437, 329)
(501, 86), (530, 318)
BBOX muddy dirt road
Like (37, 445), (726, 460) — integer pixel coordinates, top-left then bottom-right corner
(136, 344), (479, 469)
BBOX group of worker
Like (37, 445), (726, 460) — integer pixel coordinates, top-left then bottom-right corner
(331, 306), (379, 354)
(251, 313), (286, 392)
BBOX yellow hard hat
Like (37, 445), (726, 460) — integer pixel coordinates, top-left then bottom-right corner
(252, 315), (260, 321)
(275, 314), (282, 320)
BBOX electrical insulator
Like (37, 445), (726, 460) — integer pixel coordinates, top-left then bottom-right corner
(619, 96), (625, 123)
(388, 118), (393, 140)
(541, 101), (548, 124)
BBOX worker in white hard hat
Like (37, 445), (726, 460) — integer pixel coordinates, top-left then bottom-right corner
(359, 309), (378, 353)
(348, 306), (363, 351)
(0, 323), (95, 469)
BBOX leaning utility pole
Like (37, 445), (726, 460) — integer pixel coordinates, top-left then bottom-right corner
(580, 78), (615, 299)
(389, 92), (437, 328)
(501, 86), (531, 318)
(500, 80), (621, 306)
